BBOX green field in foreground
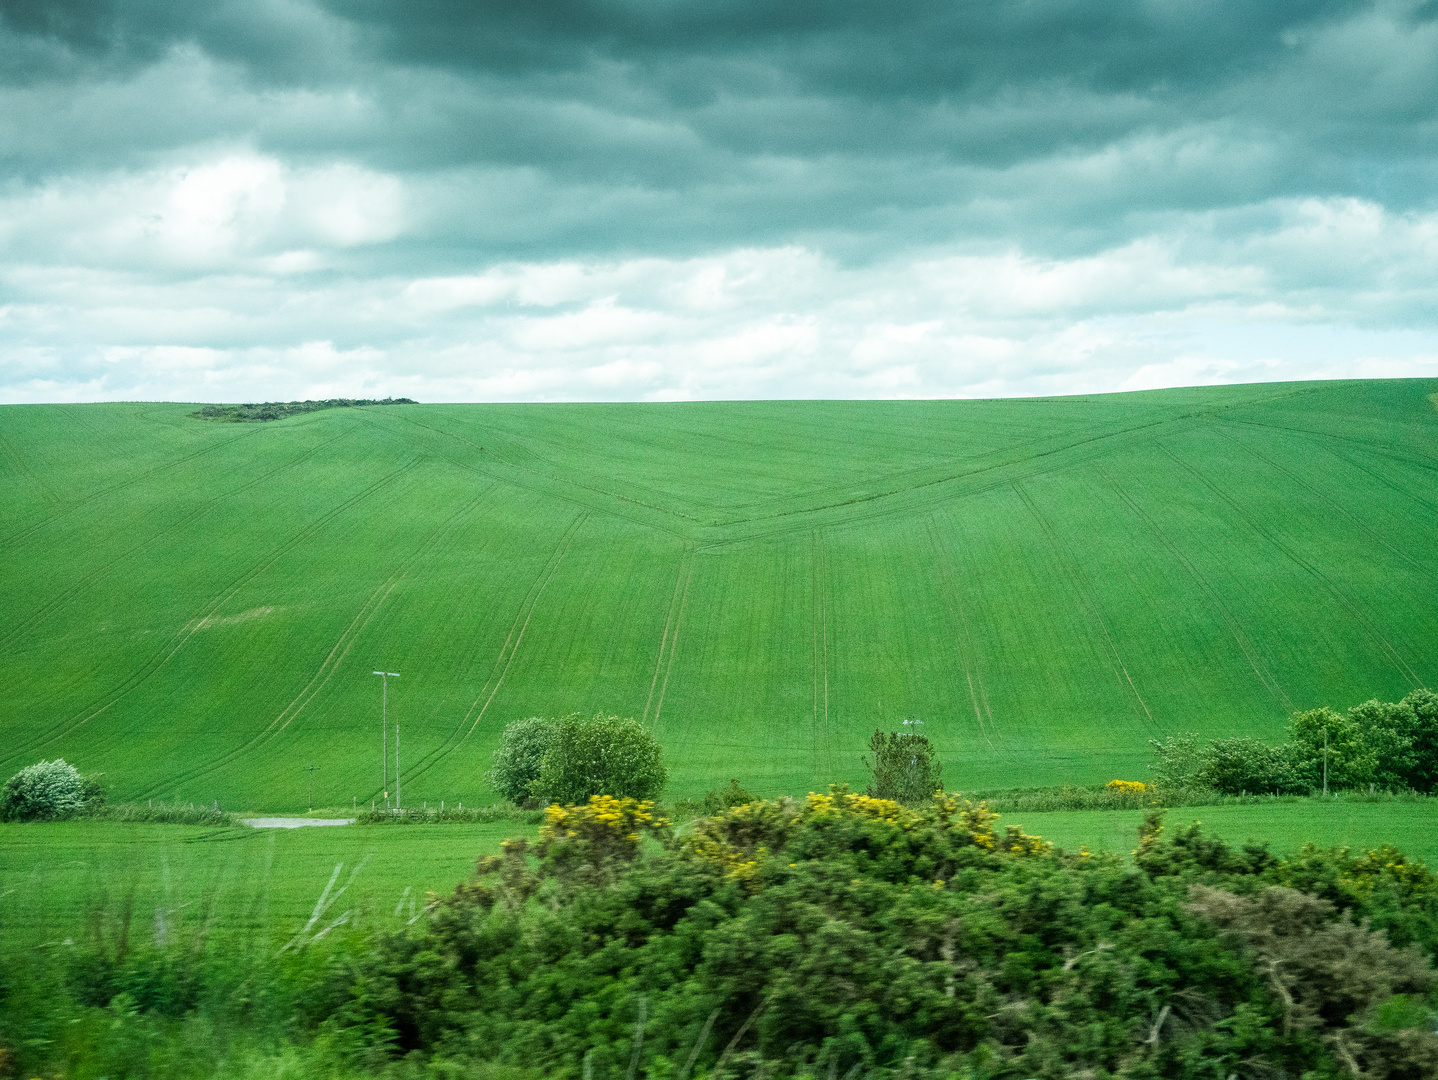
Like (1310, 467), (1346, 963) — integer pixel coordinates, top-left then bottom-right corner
(5, 803), (1435, 944)
(2, 380), (1436, 809)
(0, 820), (538, 945)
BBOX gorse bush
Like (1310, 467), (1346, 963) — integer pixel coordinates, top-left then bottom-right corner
(340, 791), (1438, 1079)
(863, 728), (942, 805)
(487, 715), (559, 803)
(533, 713), (666, 803)
(0, 759), (102, 821)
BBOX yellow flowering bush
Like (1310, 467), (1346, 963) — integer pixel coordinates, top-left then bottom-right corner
(1106, 779), (1147, 794)
(681, 785), (1049, 890)
(535, 794), (671, 888)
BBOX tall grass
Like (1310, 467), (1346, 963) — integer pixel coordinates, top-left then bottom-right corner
(86, 800), (245, 825)
(352, 803), (545, 825)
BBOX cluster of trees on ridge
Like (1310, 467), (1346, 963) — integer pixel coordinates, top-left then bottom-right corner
(190, 397), (417, 422)
(1151, 689), (1438, 796)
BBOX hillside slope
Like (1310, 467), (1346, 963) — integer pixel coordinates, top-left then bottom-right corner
(2, 380), (1435, 810)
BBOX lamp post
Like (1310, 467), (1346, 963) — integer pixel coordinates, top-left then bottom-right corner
(373, 671), (399, 809)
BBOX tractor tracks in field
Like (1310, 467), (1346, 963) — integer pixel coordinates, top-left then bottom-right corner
(377, 411), (699, 540)
(1012, 481), (1157, 731)
(811, 532), (834, 777)
(1210, 421), (1438, 580)
(643, 545), (695, 732)
(0, 459), (423, 772)
(0, 426), (356, 657)
(1096, 463), (1295, 712)
(925, 518), (999, 754)
(398, 514), (588, 787)
(0, 432), (62, 508)
(136, 485), (490, 799)
(1, 424), (268, 552)
(1156, 441), (1424, 690)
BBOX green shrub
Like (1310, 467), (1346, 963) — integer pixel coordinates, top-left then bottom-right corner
(534, 713), (666, 803)
(487, 715), (559, 803)
(701, 778), (758, 815)
(0, 759), (98, 821)
(1148, 731), (1203, 787)
(1196, 737), (1310, 795)
(863, 729), (942, 805)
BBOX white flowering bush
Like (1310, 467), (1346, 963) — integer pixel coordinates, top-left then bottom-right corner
(0, 759), (96, 821)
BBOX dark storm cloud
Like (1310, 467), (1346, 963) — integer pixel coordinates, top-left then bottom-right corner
(2, 0), (1436, 402)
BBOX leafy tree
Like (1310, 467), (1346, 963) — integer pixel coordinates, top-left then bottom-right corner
(1400, 688), (1438, 792)
(863, 729), (942, 805)
(1290, 706), (1378, 791)
(534, 713), (666, 804)
(487, 715), (559, 804)
(1348, 697), (1420, 790)
(0, 759), (100, 821)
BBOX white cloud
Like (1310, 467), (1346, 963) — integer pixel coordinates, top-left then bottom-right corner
(3, 183), (1438, 403)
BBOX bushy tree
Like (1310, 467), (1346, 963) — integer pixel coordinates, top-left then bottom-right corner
(1400, 688), (1438, 792)
(0, 759), (100, 821)
(1348, 698), (1420, 790)
(1148, 731), (1203, 787)
(534, 713), (666, 804)
(1196, 736), (1310, 795)
(486, 715), (558, 804)
(864, 729), (942, 805)
(1290, 706), (1379, 791)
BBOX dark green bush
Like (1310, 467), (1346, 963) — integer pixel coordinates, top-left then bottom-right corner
(534, 713), (666, 803)
(701, 778), (758, 815)
(8, 794), (1438, 1080)
(1196, 736), (1310, 794)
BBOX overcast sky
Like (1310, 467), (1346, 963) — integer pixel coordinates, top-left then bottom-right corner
(2, 0), (1437, 403)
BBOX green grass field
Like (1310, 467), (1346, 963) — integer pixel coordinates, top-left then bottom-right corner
(5, 801), (1434, 946)
(2, 379), (1437, 810)
(0, 820), (534, 946)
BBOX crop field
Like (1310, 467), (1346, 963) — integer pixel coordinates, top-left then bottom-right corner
(1, 379), (1436, 810)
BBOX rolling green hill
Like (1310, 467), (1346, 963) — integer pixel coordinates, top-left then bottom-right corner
(2, 380), (1436, 811)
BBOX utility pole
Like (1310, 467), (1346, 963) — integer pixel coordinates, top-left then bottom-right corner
(304, 764), (319, 811)
(1323, 728), (1329, 798)
(395, 719), (401, 811)
(373, 671), (399, 808)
